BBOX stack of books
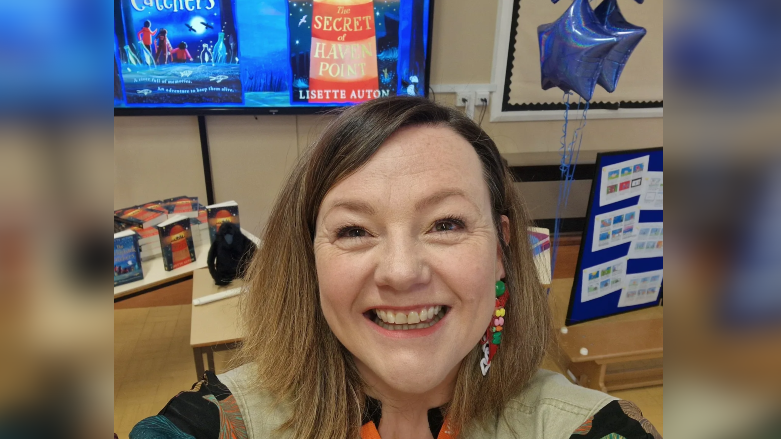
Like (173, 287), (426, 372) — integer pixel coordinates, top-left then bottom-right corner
(114, 204), (167, 229)
(136, 218), (209, 261)
(115, 196), (209, 261)
(113, 198), (243, 274)
(159, 196), (203, 219)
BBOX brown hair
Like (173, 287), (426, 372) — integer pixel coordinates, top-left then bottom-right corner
(235, 96), (552, 438)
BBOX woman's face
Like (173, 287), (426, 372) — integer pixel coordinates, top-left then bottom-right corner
(314, 125), (507, 397)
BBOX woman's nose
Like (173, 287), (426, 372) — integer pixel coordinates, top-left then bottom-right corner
(374, 235), (429, 292)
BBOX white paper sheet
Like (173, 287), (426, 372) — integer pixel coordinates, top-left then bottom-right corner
(591, 206), (641, 253)
(617, 269), (663, 307)
(639, 171), (663, 210)
(580, 256), (628, 303)
(627, 222), (664, 259)
(599, 155), (650, 207)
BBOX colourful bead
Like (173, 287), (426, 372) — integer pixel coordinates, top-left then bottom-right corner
(492, 333), (502, 344)
(496, 317), (504, 326)
(491, 327), (496, 333)
(495, 280), (506, 297)
(495, 308), (505, 317)
(495, 325), (503, 332)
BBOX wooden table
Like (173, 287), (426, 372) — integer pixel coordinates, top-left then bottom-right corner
(114, 228), (259, 302)
(549, 278), (663, 392)
(190, 268), (244, 380)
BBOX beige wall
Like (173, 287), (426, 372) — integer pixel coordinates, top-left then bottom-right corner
(205, 115), (300, 237)
(114, 116), (208, 210)
(114, 0), (662, 232)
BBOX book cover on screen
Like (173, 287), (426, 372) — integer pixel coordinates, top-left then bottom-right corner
(115, 0), (243, 106)
(156, 215), (197, 271)
(114, 230), (144, 286)
(114, 0), (431, 109)
(287, 0), (427, 105)
(205, 201), (240, 243)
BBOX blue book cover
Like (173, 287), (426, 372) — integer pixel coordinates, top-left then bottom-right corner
(114, 230), (144, 287)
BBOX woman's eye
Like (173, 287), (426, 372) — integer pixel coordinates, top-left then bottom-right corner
(337, 227), (368, 239)
(431, 218), (465, 233)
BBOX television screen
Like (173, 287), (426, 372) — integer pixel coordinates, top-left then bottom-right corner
(114, 0), (433, 115)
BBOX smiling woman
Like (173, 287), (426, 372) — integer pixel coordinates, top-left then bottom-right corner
(129, 96), (661, 439)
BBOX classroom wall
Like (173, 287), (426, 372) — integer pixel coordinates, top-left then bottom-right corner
(113, 0), (663, 234)
(114, 116), (208, 211)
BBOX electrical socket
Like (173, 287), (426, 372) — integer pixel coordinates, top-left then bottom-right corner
(475, 92), (490, 107)
(456, 91), (475, 119)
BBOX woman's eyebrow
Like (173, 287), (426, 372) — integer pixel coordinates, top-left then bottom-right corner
(324, 189), (478, 220)
(415, 189), (477, 212)
(325, 199), (377, 218)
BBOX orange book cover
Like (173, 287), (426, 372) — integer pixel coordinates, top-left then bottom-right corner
(206, 204), (240, 243)
(307, 0), (380, 103)
(162, 196), (199, 214)
(117, 206), (165, 227)
(157, 216), (197, 271)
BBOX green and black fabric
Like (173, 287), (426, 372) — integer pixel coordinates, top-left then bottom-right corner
(129, 371), (246, 439)
(129, 371), (660, 439)
(569, 400), (661, 439)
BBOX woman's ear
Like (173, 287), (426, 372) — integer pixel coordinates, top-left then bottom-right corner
(500, 215), (511, 245)
(496, 215), (510, 280)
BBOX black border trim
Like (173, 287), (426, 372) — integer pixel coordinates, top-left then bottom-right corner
(198, 116), (216, 205)
(500, 0), (523, 112)
(504, 101), (663, 112)
(500, 0), (662, 113)
(565, 147), (664, 326)
(114, 1), (437, 117)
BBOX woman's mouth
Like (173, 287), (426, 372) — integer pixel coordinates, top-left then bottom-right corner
(368, 306), (448, 331)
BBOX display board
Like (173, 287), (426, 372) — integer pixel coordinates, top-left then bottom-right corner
(114, 0), (433, 115)
(566, 148), (663, 325)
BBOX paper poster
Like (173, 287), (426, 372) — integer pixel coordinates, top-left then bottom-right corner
(592, 206), (640, 253)
(528, 228), (552, 285)
(639, 171), (663, 210)
(627, 222), (664, 259)
(618, 269), (663, 307)
(581, 257), (627, 303)
(600, 155), (650, 207)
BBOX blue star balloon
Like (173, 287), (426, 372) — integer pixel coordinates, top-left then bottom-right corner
(538, 0), (618, 101)
(593, 0), (647, 92)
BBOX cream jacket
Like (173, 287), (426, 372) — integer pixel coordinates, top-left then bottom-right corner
(219, 364), (616, 439)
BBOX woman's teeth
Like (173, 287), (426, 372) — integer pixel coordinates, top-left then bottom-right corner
(373, 306), (446, 331)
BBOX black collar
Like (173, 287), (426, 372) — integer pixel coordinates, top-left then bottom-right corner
(362, 396), (445, 438)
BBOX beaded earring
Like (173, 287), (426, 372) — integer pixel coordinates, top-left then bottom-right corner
(479, 280), (508, 376)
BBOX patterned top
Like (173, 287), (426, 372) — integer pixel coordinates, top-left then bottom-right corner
(128, 371), (661, 439)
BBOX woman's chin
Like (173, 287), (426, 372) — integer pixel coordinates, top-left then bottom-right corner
(359, 356), (459, 398)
